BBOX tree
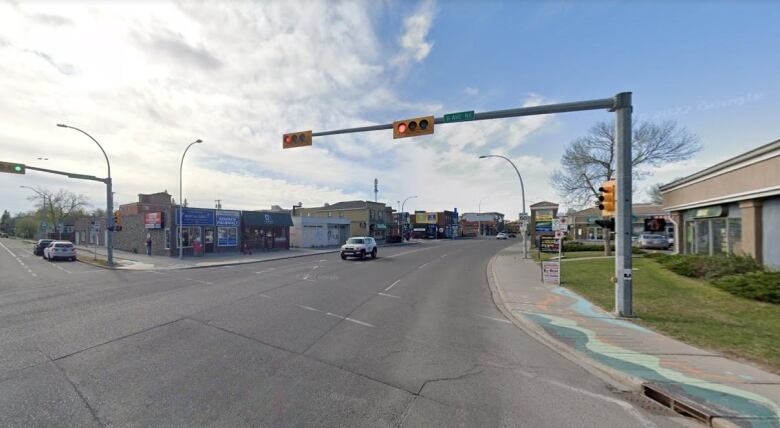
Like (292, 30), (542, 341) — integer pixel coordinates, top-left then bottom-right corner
(648, 183), (664, 205)
(14, 216), (38, 239)
(552, 119), (700, 207)
(551, 119), (700, 254)
(26, 188), (90, 235)
(0, 210), (10, 233)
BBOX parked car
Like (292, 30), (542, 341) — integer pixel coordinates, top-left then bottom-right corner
(43, 241), (77, 261)
(340, 237), (377, 260)
(637, 234), (670, 250)
(496, 232), (508, 240)
(0, 232), (8, 238)
(508, 233), (517, 238)
(33, 239), (55, 256)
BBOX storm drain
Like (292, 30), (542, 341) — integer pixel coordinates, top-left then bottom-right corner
(643, 384), (714, 425)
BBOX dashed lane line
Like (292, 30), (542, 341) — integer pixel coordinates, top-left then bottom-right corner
(377, 292), (400, 299)
(296, 304), (323, 313)
(417, 262), (430, 269)
(0, 240), (37, 278)
(384, 279), (401, 292)
(325, 312), (376, 328)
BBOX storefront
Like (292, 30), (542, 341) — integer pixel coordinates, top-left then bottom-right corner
(241, 211), (293, 251)
(173, 207), (241, 256)
(661, 138), (780, 267)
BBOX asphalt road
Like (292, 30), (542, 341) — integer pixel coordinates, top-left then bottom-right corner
(0, 237), (681, 427)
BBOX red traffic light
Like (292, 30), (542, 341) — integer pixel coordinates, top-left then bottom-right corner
(282, 130), (313, 149)
(393, 115), (435, 139)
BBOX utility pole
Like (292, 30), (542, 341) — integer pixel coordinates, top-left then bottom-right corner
(613, 92), (633, 317)
(374, 178), (378, 203)
(215, 200), (222, 209)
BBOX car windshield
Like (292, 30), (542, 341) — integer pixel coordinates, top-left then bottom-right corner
(347, 238), (364, 244)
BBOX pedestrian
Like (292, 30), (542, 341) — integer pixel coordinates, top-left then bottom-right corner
(146, 234), (152, 256)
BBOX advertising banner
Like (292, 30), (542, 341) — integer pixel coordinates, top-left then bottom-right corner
(535, 210), (553, 232)
(542, 262), (560, 284)
(415, 213), (438, 224)
(176, 208), (215, 226)
(539, 236), (560, 253)
(216, 210), (240, 227)
(144, 212), (164, 229)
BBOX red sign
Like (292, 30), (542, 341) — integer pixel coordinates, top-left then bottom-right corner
(144, 212), (164, 229)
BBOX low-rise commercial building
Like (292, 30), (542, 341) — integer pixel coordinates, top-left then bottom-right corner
(661, 138), (780, 267)
(241, 211), (293, 252)
(298, 201), (392, 241)
(459, 212), (505, 236)
(290, 216), (351, 248)
(568, 204), (671, 241)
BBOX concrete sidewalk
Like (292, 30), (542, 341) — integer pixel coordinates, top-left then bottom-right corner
(74, 241), (421, 270)
(489, 242), (780, 428)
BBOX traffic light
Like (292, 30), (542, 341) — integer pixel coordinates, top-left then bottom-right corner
(598, 180), (616, 217)
(113, 210), (123, 231)
(282, 130), (313, 149)
(0, 161), (25, 174)
(595, 218), (615, 232)
(393, 115), (435, 139)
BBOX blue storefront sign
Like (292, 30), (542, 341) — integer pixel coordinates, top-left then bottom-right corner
(216, 210), (240, 227)
(175, 208), (215, 226)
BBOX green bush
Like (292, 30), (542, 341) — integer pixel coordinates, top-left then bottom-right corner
(712, 271), (780, 304)
(561, 241), (645, 254)
(649, 254), (763, 281)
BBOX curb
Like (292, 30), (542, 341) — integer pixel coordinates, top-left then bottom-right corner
(486, 244), (645, 394)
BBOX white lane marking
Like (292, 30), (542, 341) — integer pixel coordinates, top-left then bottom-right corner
(325, 312), (375, 328)
(440, 253), (447, 258)
(384, 247), (429, 259)
(312, 265), (319, 269)
(184, 277), (214, 285)
(378, 292), (400, 299)
(296, 304), (323, 313)
(254, 269), (274, 274)
(52, 263), (72, 274)
(318, 259), (328, 262)
(0, 241), (37, 278)
(417, 262), (430, 269)
(541, 379), (657, 428)
(259, 294), (273, 299)
(384, 279), (401, 292)
(476, 314), (512, 324)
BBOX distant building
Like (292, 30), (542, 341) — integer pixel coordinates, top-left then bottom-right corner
(568, 204), (671, 241)
(661, 138), (780, 267)
(529, 201), (559, 245)
(459, 212), (504, 236)
(290, 216), (351, 248)
(298, 201), (392, 241)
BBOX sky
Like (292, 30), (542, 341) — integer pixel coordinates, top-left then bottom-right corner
(1, 0), (778, 220)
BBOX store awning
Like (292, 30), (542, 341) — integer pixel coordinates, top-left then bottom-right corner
(242, 211), (293, 227)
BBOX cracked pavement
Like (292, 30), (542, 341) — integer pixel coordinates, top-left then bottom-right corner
(0, 237), (684, 427)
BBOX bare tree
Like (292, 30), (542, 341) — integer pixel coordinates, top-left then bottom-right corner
(27, 188), (90, 235)
(551, 119), (700, 254)
(647, 183), (664, 205)
(551, 119), (700, 207)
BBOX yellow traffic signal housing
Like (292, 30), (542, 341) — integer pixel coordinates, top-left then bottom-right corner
(393, 115), (434, 139)
(113, 210), (123, 230)
(0, 161), (25, 174)
(598, 180), (617, 217)
(282, 130), (313, 149)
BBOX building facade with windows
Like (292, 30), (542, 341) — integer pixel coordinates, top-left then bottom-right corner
(568, 204), (672, 241)
(661, 138), (780, 267)
(298, 201), (392, 241)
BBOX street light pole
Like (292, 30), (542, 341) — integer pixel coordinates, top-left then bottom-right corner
(478, 197), (487, 238)
(479, 154), (528, 258)
(179, 139), (203, 260)
(400, 195), (418, 240)
(57, 124), (114, 265)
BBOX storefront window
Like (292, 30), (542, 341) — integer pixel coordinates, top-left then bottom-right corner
(711, 218), (726, 255)
(685, 221), (694, 254)
(217, 227), (238, 246)
(728, 218), (742, 254)
(696, 221), (710, 255)
(178, 226), (201, 248)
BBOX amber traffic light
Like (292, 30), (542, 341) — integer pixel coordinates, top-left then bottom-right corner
(598, 180), (616, 217)
(393, 115), (434, 139)
(282, 130), (313, 149)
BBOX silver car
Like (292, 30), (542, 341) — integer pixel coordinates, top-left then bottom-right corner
(44, 241), (77, 261)
(637, 234), (669, 250)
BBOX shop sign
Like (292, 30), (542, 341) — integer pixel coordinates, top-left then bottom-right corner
(216, 210), (240, 227)
(144, 211), (164, 229)
(376, 224), (387, 230)
(415, 213), (438, 224)
(539, 236), (560, 253)
(695, 206), (725, 218)
(535, 210), (554, 232)
(176, 208), (215, 226)
(542, 262), (560, 284)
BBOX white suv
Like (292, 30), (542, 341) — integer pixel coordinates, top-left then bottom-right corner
(44, 241), (77, 261)
(340, 237), (377, 260)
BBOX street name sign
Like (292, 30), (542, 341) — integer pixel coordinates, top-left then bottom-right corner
(443, 110), (475, 123)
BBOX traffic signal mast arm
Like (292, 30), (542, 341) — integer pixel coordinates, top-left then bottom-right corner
(1, 163), (108, 183)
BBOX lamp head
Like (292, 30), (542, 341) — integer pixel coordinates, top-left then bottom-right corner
(56, 124), (67, 128)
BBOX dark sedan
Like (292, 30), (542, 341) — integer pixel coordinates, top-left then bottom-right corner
(33, 239), (54, 256)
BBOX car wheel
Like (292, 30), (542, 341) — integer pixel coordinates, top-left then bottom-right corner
(371, 248), (377, 259)
(360, 250), (366, 260)
(340, 253), (347, 260)
(70, 256), (76, 261)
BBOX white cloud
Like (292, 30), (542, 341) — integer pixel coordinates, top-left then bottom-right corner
(0, 1), (554, 220)
(463, 86), (479, 96)
(392, 0), (436, 67)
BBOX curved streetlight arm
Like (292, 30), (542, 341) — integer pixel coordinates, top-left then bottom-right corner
(179, 139), (203, 259)
(480, 154), (526, 215)
(57, 124), (110, 178)
(400, 195), (418, 213)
